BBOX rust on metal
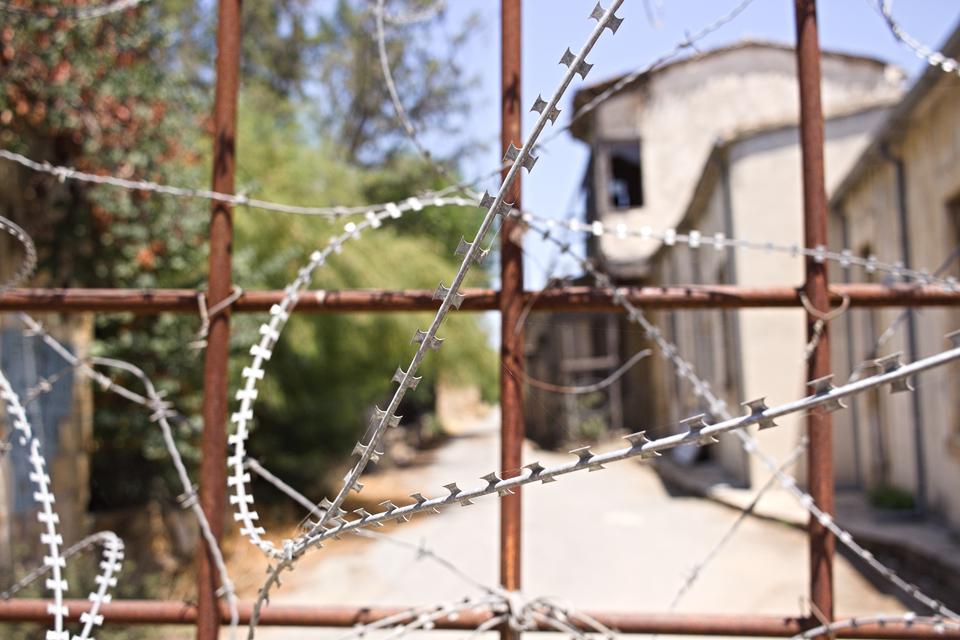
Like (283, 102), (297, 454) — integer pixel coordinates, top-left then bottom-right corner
(198, 0), (242, 637)
(500, 2), (524, 640)
(0, 600), (956, 638)
(0, 284), (957, 314)
(794, 0), (835, 626)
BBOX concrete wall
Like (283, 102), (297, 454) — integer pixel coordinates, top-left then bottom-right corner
(645, 107), (888, 488)
(832, 68), (960, 528)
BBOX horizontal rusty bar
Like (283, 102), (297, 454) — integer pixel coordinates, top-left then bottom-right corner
(0, 284), (957, 314)
(0, 600), (955, 638)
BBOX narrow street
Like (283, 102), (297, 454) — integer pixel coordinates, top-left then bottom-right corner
(245, 408), (905, 639)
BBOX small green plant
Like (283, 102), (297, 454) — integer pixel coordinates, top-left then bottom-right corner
(869, 486), (917, 510)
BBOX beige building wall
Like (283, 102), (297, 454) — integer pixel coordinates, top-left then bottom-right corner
(648, 107), (889, 488)
(832, 63), (960, 528)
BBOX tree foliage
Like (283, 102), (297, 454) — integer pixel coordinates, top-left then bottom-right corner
(1, 0), (495, 507)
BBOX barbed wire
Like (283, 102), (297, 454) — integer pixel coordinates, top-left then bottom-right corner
(247, 5), (627, 635)
(520, 211), (960, 293)
(0, 0), (148, 20)
(0, 149), (475, 219)
(526, 218), (960, 621)
(866, 0), (960, 76)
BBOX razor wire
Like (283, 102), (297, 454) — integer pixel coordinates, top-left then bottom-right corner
(0, 0), (148, 20)
(246, 454), (621, 640)
(526, 218), (960, 621)
(248, 332), (960, 551)
(846, 240), (960, 384)
(245, 4), (627, 635)
(0, 366), (69, 639)
(226, 198), (463, 560)
(867, 0), (960, 76)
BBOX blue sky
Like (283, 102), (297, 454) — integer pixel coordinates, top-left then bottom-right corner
(435, 0), (960, 290)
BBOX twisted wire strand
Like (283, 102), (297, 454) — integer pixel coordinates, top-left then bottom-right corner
(667, 437), (809, 612)
(373, 0), (467, 194)
(85, 357), (239, 640)
(794, 612), (960, 640)
(521, 211), (960, 293)
(0, 149), (473, 219)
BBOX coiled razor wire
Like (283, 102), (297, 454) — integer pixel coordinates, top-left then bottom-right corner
(245, 4), (627, 635)
(526, 218), (960, 622)
(14, 314), (241, 639)
(0, 366), (70, 639)
(228, 196), (478, 559)
(0, 531), (121, 598)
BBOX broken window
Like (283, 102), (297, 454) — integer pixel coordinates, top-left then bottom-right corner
(607, 141), (643, 209)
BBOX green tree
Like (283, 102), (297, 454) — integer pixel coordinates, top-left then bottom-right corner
(231, 93), (496, 497)
(1, 0), (494, 510)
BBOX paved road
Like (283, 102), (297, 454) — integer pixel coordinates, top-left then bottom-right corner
(244, 408), (904, 639)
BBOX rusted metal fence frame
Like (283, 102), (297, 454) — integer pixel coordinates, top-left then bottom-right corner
(0, 1), (958, 639)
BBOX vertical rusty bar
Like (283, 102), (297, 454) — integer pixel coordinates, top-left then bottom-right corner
(794, 0), (834, 626)
(197, 0), (241, 638)
(500, 1), (524, 640)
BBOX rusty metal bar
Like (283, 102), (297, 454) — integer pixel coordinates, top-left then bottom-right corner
(795, 0), (834, 627)
(0, 600), (956, 638)
(1, 284), (957, 314)
(500, 2), (524, 640)
(197, 0), (241, 637)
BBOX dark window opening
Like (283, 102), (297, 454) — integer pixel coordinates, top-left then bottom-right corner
(608, 142), (643, 209)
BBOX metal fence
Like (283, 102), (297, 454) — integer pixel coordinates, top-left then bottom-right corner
(1, 1), (959, 639)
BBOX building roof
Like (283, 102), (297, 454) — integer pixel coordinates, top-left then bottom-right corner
(570, 39), (893, 142)
(830, 22), (960, 207)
